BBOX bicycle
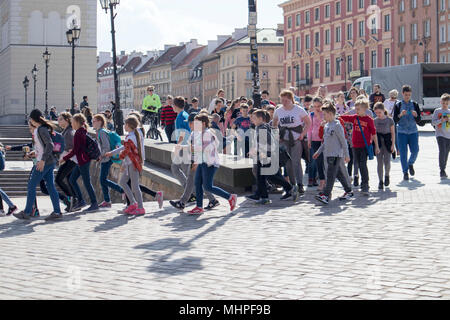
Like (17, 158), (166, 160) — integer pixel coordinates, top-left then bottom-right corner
(142, 111), (163, 141)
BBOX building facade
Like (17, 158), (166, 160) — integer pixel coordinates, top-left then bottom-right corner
(133, 57), (155, 109)
(280, 0), (395, 95)
(216, 28), (285, 101)
(0, 0), (97, 123)
(394, 0), (447, 65)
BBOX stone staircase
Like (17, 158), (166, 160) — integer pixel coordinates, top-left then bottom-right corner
(0, 170), (46, 198)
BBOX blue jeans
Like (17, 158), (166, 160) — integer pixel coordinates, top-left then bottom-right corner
(309, 141), (325, 180)
(70, 162), (97, 205)
(24, 164), (61, 215)
(398, 132), (419, 173)
(0, 187), (14, 208)
(195, 163), (230, 208)
(100, 160), (123, 202)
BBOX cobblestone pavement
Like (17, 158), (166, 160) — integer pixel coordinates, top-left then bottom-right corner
(1, 127), (449, 300)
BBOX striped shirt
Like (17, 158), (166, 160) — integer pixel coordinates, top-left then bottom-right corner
(160, 105), (177, 126)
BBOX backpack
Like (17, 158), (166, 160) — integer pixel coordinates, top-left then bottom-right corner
(85, 134), (101, 160)
(394, 100), (424, 126)
(100, 129), (122, 163)
(38, 129), (65, 156)
(0, 150), (5, 171)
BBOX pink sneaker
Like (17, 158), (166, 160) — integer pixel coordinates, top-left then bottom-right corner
(99, 201), (112, 208)
(124, 203), (138, 214)
(156, 191), (164, 209)
(187, 207), (204, 215)
(129, 208), (146, 216)
(228, 194), (237, 212)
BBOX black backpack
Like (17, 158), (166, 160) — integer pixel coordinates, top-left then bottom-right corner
(85, 134), (101, 160)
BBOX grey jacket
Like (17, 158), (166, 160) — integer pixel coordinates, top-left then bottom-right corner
(316, 120), (349, 159)
(96, 129), (111, 163)
(61, 126), (75, 152)
(36, 125), (57, 165)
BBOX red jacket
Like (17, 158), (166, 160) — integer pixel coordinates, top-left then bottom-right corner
(160, 105), (177, 126)
(120, 139), (143, 172)
(319, 118), (347, 141)
(63, 127), (90, 166)
(340, 115), (376, 148)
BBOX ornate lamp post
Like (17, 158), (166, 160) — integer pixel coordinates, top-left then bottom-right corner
(100, 0), (123, 135)
(248, 0), (261, 108)
(23, 76), (30, 124)
(43, 47), (51, 118)
(31, 64), (38, 109)
(66, 22), (81, 115)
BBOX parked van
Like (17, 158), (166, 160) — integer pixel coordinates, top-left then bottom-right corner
(352, 77), (373, 95)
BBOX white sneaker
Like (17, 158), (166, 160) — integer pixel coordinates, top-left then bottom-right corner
(0, 210), (5, 217)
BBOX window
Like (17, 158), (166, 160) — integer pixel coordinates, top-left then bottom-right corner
(385, 14), (391, 32)
(325, 4), (330, 18)
(305, 10), (310, 24)
(287, 16), (292, 28)
(347, 0), (352, 12)
(411, 0), (417, 9)
(296, 36), (301, 51)
(347, 23), (353, 40)
(305, 34), (310, 49)
(296, 14), (301, 27)
(424, 0), (430, 5)
(347, 55), (352, 73)
(359, 52), (364, 71)
(315, 32), (320, 47)
(287, 66), (291, 82)
(424, 20), (431, 37)
(440, 25), (446, 43)
(399, 26), (405, 43)
(325, 59), (330, 77)
(412, 54), (418, 64)
(411, 23), (418, 41)
(315, 7), (320, 21)
(384, 48), (391, 67)
(325, 29), (330, 45)
(336, 57), (341, 75)
(336, 1), (341, 15)
(288, 39), (292, 53)
(359, 21), (365, 37)
(305, 63), (310, 79)
(399, 0), (405, 12)
(359, 0), (364, 9)
(315, 61), (320, 78)
(399, 56), (406, 65)
(371, 50), (377, 68)
(336, 26), (341, 42)
(370, 18), (377, 34)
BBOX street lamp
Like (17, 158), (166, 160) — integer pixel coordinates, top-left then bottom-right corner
(248, 0), (261, 108)
(100, 0), (124, 135)
(43, 47), (51, 118)
(66, 22), (81, 115)
(31, 64), (38, 109)
(23, 76), (30, 124)
(340, 56), (348, 92)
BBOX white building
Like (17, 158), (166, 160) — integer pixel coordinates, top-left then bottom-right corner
(0, 0), (97, 124)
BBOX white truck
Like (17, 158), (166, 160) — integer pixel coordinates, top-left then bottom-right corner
(353, 63), (450, 125)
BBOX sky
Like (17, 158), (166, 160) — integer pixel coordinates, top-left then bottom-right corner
(97, 0), (284, 53)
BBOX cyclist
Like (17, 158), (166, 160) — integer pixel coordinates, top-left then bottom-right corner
(142, 86), (162, 128)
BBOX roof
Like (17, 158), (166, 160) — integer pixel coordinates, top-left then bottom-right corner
(201, 37), (234, 63)
(152, 45), (185, 67)
(116, 55), (128, 66)
(218, 29), (283, 51)
(97, 62), (111, 74)
(135, 57), (156, 73)
(120, 56), (142, 74)
(175, 46), (206, 69)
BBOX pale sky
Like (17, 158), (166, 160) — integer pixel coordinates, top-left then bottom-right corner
(97, 0), (284, 53)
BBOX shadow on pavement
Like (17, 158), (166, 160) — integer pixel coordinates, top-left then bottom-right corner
(94, 214), (129, 232)
(396, 178), (426, 190)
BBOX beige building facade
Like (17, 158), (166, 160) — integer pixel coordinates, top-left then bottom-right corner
(0, 0), (97, 123)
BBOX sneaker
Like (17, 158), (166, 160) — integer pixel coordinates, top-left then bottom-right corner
(228, 194), (238, 212)
(187, 195), (197, 203)
(65, 197), (74, 212)
(124, 203), (138, 214)
(256, 198), (272, 205)
(187, 207), (204, 215)
(156, 191), (164, 209)
(280, 191), (292, 200)
(72, 200), (87, 212)
(361, 189), (370, 196)
(353, 176), (359, 187)
(297, 184), (305, 196)
(246, 194), (260, 201)
(204, 199), (220, 210)
(83, 204), (99, 213)
(384, 176), (390, 187)
(408, 164), (415, 176)
(403, 172), (409, 181)
(315, 193), (329, 204)
(13, 211), (31, 220)
(378, 181), (384, 190)
(440, 170), (448, 179)
(45, 212), (63, 221)
(312, 179), (319, 187)
(0, 210), (5, 217)
(129, 208), (145, 216)
(169, 200), (185, 210)
(291, 185), (299, 202)
(99, 201), (112, 208)
(31, 207), (40, 217)
(339, 192), (354, 201)
(7, 205), (18, 216)
(308, 178), (314, 187)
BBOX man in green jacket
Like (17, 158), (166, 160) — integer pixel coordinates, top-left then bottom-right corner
(142, 86), (162, 126)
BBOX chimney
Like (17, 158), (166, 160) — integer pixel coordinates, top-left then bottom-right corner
(232, 27), (248, 40)
(120, 50), (125, 56)
(186, 39), (199, 54)
(207, 40), (218, 54)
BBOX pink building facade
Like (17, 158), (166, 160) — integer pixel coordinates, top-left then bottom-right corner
(280, 0), (395, 95)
